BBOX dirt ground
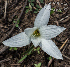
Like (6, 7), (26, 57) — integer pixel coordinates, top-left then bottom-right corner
(0, 0), (70, 67)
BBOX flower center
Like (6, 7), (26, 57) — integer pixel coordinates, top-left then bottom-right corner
(32, 29), (40, 37)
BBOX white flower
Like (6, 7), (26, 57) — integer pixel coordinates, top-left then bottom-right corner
(2, 4), (66, 59)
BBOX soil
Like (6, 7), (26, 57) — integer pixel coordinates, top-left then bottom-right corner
(0, 0), (70, 67)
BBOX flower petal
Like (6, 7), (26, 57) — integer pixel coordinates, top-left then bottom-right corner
(34, 4), (51, 28)
(24, 27), (37, 37)
(40, 39), (63, 59)
(39, 25), (66, 39)
(2, 32), (30, 47)
(31, 37), (41, 47)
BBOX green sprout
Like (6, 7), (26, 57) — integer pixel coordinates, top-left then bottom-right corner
(34, 63), (41, 67)
(47, 56), (52, 60)
(50, 8), (55, 15)
(9, 47), (18, 50)
(34, 47), (40, 54)
(50, 8), (62, 15)
(13, 20), (20, 27)
(57, 9), (62, 12)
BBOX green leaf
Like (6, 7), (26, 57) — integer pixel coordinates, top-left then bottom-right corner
(13, 47), (17, 50)
(38, 63), (41, 67)
(25, 9), (29, 13)
(30, 8), (32, 11)
(9, 47), (13, 50)
(36, 5), (40, 8)
(34, 11), (38, 13)
(9, 47), (17, 50)
(50, 10), (54, 15)
(17, 20), (20, 23)
(31, 0), (35, 2)
(25, 6), (29, 8)
(16, 24), (19, 27)
(13, 21), (16, 23)
(34, 63), (41, 67)
(34, 47), (40, 54)
(35, 8), (39, 11)
(39, 0), (44, 3)
(51, 8), (55, 10)
(37, 47), (40, 54)
(38, 51), (40, 54)
(47, 56), (52, 60)
(57, 9), (62, 12)
(28, 0), (35, 2)
(50, 8), (55, 15)
(13, 20), (20, 27)
(18, 55), (27, 63)
(48, 56), (52, 60)
(31, 3), (34, 6)
(28, 0), (31, 2)
(37, 47), (40, 51)
(34, 49), (36, 51)
(34, 64), (37, 67)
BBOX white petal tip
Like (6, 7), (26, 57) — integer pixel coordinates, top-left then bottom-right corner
(63, 27), (66, 30)
(61, 57), (63, 60)
(61, 27), (66, 30)
(2, 32), (30, 47)
(60, 27), (66, 32)
(55, 54), (63, 60)
(51, 54), (63, 60)
(34, 3), (51, 28)
(58, 56), (63, 60)
(56, 26), (66, 32)
(44, 4), (51, 10)
(2, 41), (8, 46)
(48, 3), (51, 5)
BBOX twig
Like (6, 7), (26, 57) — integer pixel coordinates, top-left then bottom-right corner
(10, 64), (20, 65)
(60, 38), (68, 50)
(62, 54), (70, 60)
(0, 46), (8, 54)
(59, 16), (69, 21)
(47, 57), (54, 67)
(4, 0), (7, 19)
(62, 43), (68, 53)
(10, 64), (21, 67)
(54, 21), (59, 26)
(36, 0), (42, 8)
(60, 17), (70, 23)
(0, 58), (10, 63)
(48, 38), (68, 67)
